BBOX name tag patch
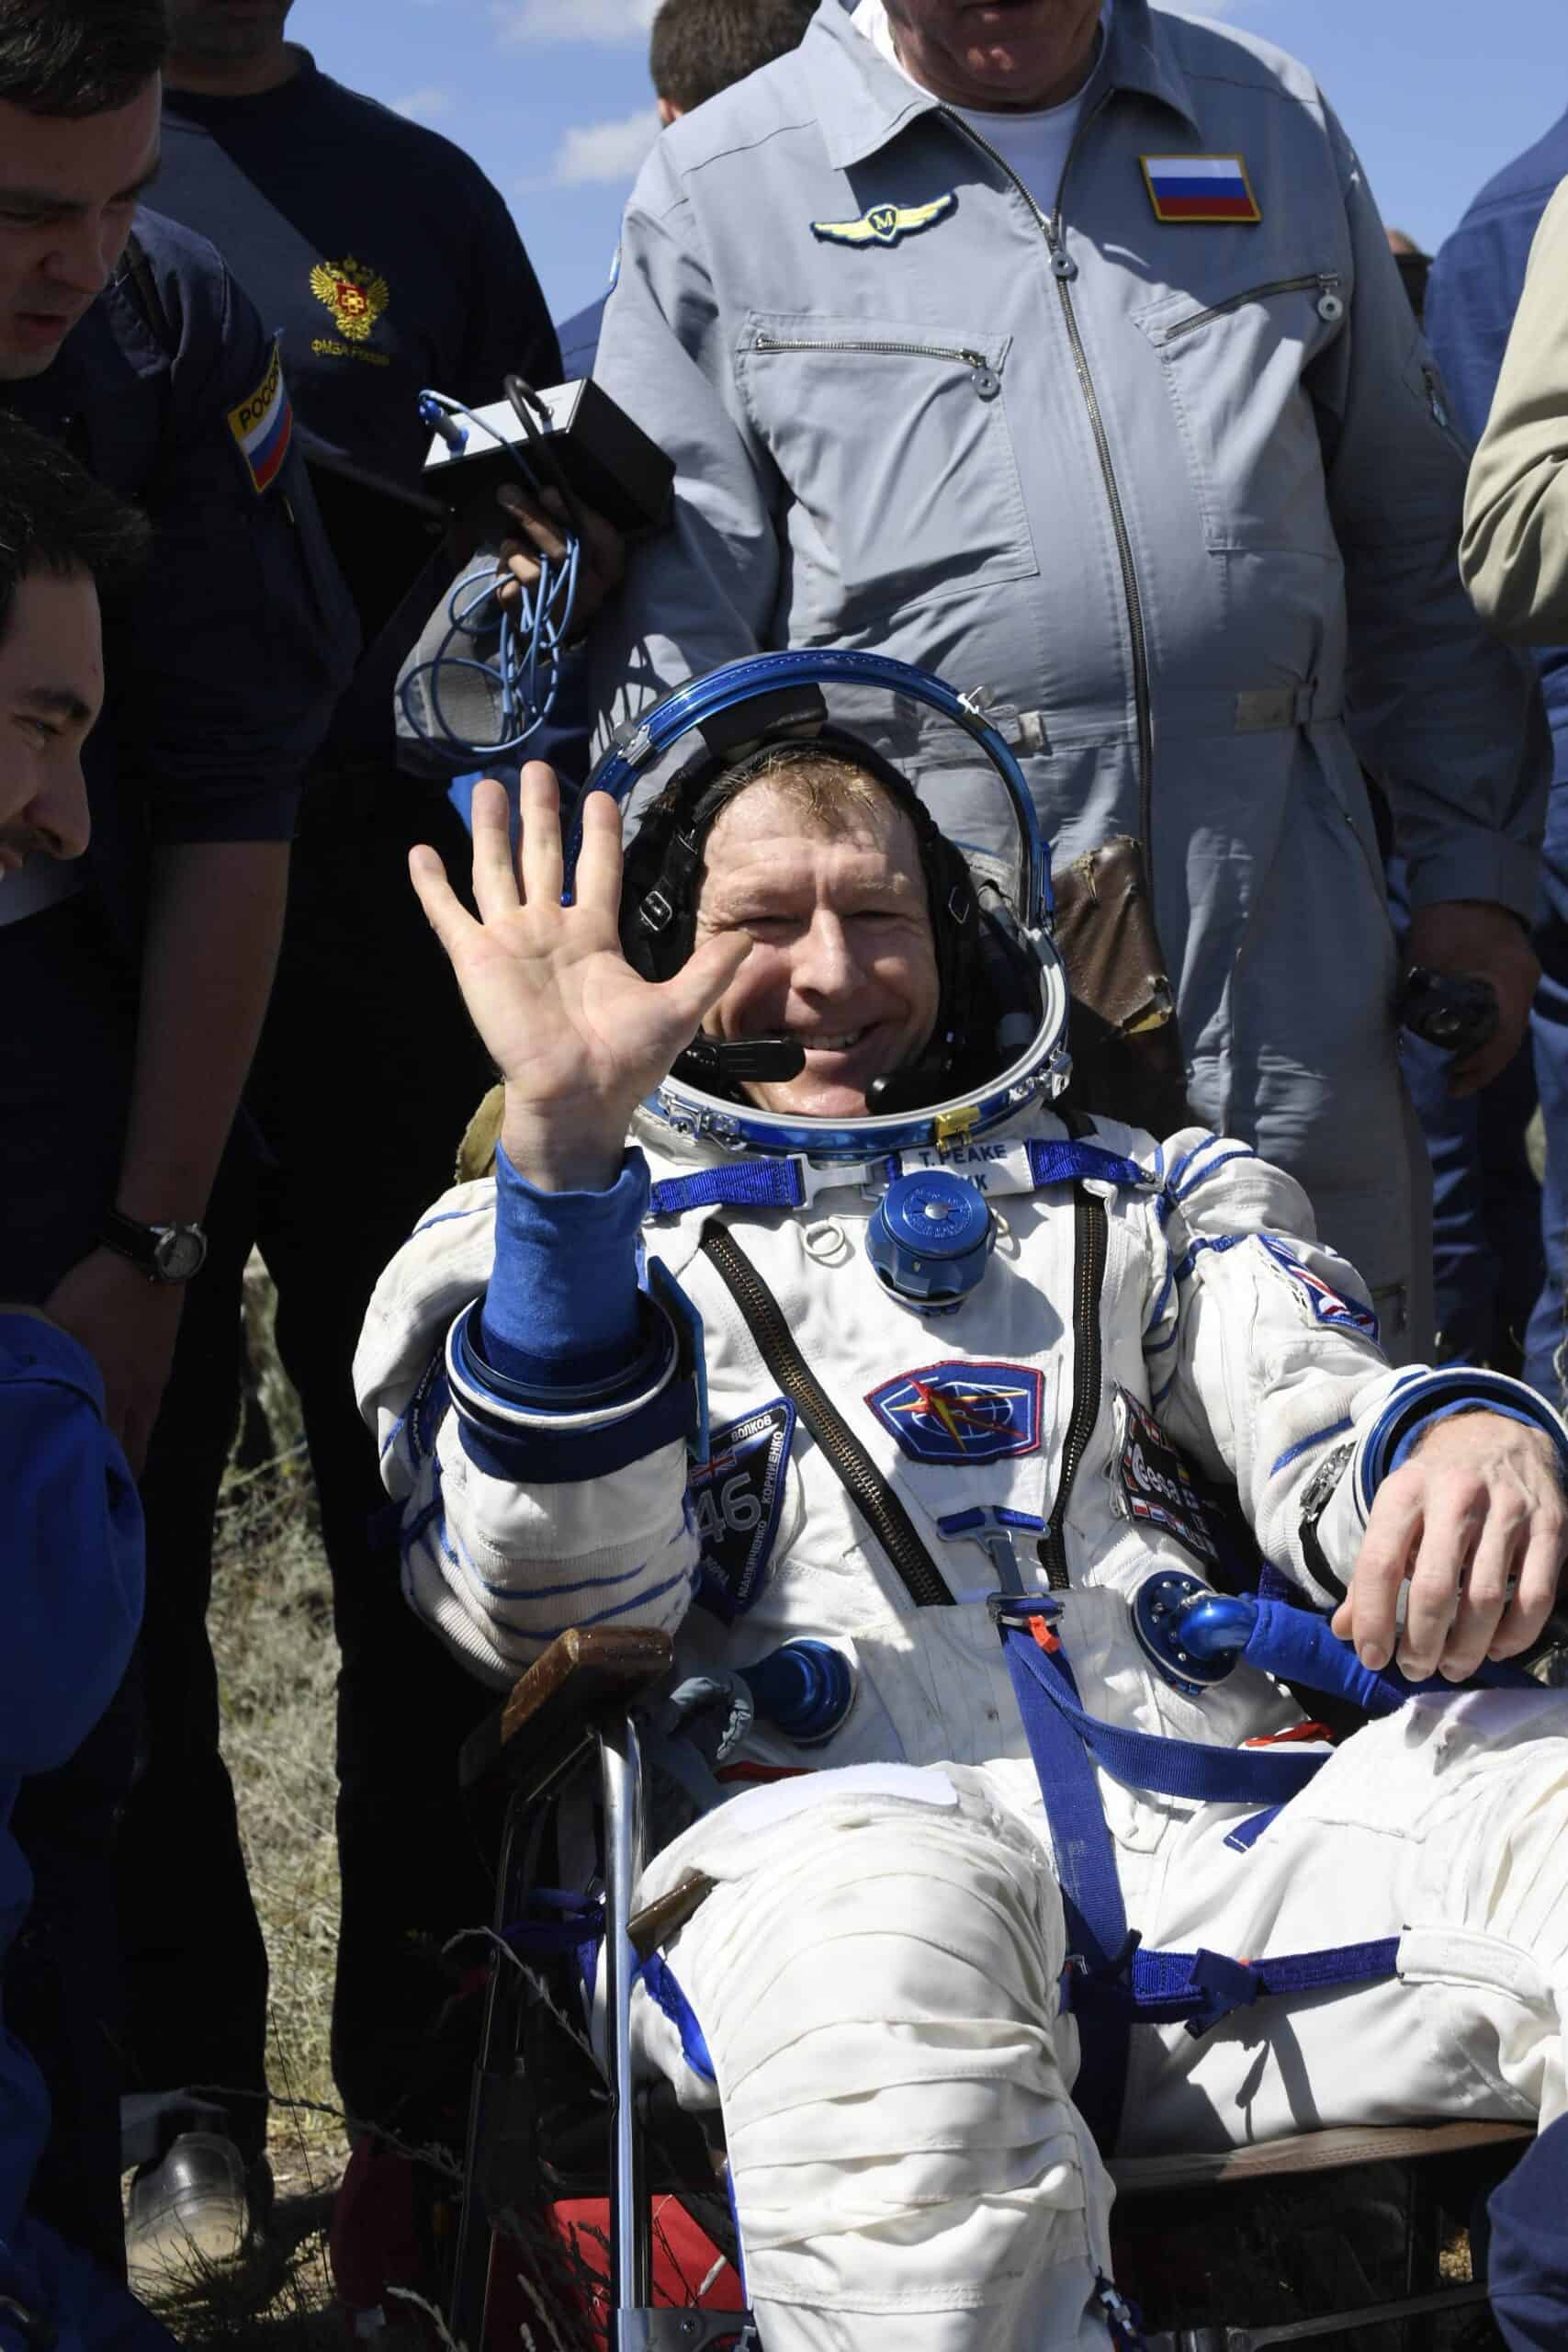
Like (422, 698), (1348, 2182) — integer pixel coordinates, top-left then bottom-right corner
(692, 1400), (795, 1623)
(1142, 154), (1260, 225)
(1111, 1385), (1223, 1567)
(868, 1362), (1043, 1465)
(1258, 1237), (1381, 1344)
(226, 338), (293, 494)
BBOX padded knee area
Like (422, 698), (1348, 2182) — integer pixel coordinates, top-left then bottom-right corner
(635, 1766), (1115, 2336)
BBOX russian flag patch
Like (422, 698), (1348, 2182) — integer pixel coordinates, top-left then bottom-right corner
(1141, 154), (1260, 225)
(226, 338), (293, 494)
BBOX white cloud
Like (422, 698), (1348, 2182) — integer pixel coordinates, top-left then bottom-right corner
(551, 106), (660, 186)
(493, 0), (656, 42)
(390, 85), (456, 119)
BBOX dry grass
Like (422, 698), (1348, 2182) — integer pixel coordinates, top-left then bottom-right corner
(139, 1264), (349, 2348)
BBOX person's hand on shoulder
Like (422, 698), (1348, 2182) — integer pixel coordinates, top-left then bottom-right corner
(1334, 1409), (1565, 1679)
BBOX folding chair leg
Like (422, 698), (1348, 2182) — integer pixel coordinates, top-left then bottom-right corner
(601, 1713), (651, 2329)
(450, 1787), (529, 2352)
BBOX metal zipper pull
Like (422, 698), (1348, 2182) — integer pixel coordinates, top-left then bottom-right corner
(1315, 273), (1344, 323)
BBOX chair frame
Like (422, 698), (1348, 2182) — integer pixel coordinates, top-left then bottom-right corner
(449, 1627), (1527, 2352)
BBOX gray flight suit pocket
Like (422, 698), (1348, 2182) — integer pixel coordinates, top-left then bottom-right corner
(1133, 272), (1346, 558)
(735, 311), (1037, 639)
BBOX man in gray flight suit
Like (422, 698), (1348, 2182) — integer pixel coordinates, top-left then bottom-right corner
(588, 0), (1547, 1358)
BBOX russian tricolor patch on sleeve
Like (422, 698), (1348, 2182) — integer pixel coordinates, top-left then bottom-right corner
(226, 338), (293, 494)
(1141, 154), (1260, 224)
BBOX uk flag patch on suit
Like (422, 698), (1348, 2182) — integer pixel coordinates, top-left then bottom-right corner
(868, 1363), (1043, 1465)
(1141, 154), (1260, 225)
(1258, 1236), (1380, 1343)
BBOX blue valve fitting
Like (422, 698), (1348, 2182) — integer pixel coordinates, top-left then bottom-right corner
(866, 1170), (995, 1315)
(1131, 1570), (1252, 1699)
(739, 1640), (856, 1746)
(419, 394), (468, 454)
(1175, 1590), (1259, 1662)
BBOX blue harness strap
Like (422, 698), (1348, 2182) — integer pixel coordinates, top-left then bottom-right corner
(648, 1136), (1152, 1220)
(1025, 1138), (1149, 1191)
(996, 1608), (1401, 2153)
(649, 1159), (806, 1216)
(1063, 1938), (1402, 2039)
(996, 1615), (1135, 2152)
(1000, 1614), (1330, 1807)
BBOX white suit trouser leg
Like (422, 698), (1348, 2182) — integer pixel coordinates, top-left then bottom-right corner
(631, 1764), (1117, 2351)
(1130, 1690), (1568, 2149)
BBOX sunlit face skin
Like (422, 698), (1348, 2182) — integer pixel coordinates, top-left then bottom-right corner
(165, 0), (295, 65)
(693, 777), (941, 1120)
(0, 566), (102, 872)
(0, 84), (161, 381)
(883, 0), (1102, 110)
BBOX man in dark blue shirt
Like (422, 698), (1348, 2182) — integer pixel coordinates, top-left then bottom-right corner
(1428, 112), (1568, 1405)
(0, 0), (355, 2277)
(121, 0), (562, 2267)
(554, 0), (818, 379)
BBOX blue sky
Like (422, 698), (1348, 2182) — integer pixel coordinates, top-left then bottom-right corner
(298, 0), (1563, 333)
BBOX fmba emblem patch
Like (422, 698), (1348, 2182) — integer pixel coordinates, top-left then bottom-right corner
(811, 192), (957, 249)
(691, 1401), (795, 1623)
(868, 1362), (1043, 1465)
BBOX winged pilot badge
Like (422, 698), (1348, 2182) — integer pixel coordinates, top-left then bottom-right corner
(811, 192), (958, 250)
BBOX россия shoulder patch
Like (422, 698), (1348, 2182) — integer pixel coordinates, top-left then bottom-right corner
(226, 337), (293, 494)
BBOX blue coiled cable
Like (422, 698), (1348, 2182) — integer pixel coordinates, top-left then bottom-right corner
(397, 386), (581, 763)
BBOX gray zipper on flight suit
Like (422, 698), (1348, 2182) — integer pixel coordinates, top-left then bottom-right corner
(942, 97), (1157, 859)
(750, 330), (1002, 399)
(1159, 272), (1344, 342)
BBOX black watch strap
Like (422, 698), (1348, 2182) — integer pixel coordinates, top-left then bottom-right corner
(99, 1209), (209, 1283)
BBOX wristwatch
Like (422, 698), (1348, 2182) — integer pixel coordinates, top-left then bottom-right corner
(99, 1208), (209, 1283)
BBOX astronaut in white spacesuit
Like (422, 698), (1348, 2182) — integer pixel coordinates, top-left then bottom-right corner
(359, 655), (1568, 2350)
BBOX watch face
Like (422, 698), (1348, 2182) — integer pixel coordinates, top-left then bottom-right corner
(152, 1226), (208, 1282)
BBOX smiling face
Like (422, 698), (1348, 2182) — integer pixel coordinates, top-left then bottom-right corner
(0, 81), (161, 380)
(0, 564), (101, 871)
(882, 0), (1102, 109)
(693, 772), (941, 1120)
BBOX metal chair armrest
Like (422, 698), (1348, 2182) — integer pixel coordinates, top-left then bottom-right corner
(458, 1626), (675, 1800)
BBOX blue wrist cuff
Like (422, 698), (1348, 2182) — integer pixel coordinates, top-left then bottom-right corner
(479, 1141), (649, 1386)
(1359, 1368), (1568, 1510)
(447, 1295), (693, 1484)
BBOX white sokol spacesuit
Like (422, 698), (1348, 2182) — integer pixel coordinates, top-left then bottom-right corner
(356, 656), (1568, 2349)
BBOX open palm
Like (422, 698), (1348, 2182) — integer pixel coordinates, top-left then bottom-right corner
(410, 765), (750, 1191)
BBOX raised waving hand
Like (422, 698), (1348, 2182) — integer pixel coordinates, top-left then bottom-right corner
(409, 764), (750, 1192)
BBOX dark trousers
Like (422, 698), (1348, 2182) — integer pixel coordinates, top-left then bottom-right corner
(0, 897), (140, 2275)
(116, 772), (498, 2163)
(1386, 857), (1546, 1380)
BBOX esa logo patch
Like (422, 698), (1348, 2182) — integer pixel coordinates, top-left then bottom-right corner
(1258, 1237), (1380, 1343)
(1111, 1385), (1221, 1567)
(867, 1362), (1043, 1465)
(691, 1400), (795, 1624)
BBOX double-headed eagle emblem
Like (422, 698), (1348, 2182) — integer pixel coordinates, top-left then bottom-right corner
(310, 254), (389, 341)
(811, 192), (957, 250)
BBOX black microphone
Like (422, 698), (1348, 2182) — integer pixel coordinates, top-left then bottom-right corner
(680, 1033), (807, 1083)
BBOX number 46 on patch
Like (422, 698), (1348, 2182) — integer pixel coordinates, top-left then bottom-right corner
(691, 1400), (795, 1624)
